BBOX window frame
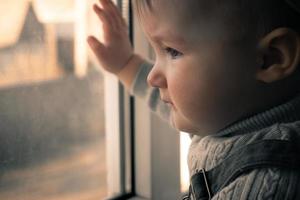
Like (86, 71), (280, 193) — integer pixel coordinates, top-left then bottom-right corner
(105, 0), (135, 198)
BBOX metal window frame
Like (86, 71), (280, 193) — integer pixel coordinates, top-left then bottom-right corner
(105, 0), (135, 198)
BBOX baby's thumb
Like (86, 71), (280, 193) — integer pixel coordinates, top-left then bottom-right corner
(87, 36), (105, 58)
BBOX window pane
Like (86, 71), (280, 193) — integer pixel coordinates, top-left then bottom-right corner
(180, 132), (191, 192)
(0, 1), (109, 199)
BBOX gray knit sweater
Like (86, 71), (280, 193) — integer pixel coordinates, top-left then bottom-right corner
(130, 60), (300, 200)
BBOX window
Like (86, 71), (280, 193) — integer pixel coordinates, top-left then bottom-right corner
(180, 132), (192, 192)
(0, 0), (192, 199)
(0, 0), (125, 199)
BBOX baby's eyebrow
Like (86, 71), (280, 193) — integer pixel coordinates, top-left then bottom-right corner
(150, 32), (187, 47)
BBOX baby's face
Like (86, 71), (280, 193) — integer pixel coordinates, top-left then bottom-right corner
(142, 3), (260, 135)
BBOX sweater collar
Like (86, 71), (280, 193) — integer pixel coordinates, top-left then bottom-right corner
(215, 94), (300, 137)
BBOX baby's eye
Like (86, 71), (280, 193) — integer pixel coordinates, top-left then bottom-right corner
(164, 47), (183, 59)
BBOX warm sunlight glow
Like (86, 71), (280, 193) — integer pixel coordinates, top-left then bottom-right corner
(0, 1), (108, 198)
(87, 0), (106, 73)
(74, 0), (88, 77)
(32, 0), (75, 23)
(0, 1), (28, 48)
(180, 132), (192, 192)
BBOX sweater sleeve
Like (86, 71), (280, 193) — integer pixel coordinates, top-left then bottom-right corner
(211, 167), (299, 200)
(129, 60), (171, 122)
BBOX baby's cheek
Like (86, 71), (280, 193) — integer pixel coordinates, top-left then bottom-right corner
(174, 91), (203, 120)
(169, 73), (211, 116)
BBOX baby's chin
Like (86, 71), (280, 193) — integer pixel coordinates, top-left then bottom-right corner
(171, 114), (219, 136)
(170, 113), (202, 134)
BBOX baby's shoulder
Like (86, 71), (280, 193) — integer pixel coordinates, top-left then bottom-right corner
(240, 120), (300, 141)
(275, 120), (300, 140)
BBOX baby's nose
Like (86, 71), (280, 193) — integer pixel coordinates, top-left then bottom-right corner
(147, 66), (167, 88)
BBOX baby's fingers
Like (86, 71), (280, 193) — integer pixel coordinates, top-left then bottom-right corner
(87, 36), (106, 61)
(98, 0), (121, 31)
(104, 0), (127, 27)
(93, 4), (114, 35)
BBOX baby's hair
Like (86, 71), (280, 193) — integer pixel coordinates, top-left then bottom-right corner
(250, 0), (300, 36)
(133, 0), (300, 40)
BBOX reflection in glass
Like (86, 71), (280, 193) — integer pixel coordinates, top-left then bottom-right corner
(0, 1), (108, 199)
(180, 132), (191, 192)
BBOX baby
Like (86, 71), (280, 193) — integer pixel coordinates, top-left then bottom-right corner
(88, 0), (300, 199)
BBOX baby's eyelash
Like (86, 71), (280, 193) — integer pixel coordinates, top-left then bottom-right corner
(164, 47), (183, 59)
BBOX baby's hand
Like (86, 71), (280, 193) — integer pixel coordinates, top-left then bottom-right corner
(87, 0), (133, 75)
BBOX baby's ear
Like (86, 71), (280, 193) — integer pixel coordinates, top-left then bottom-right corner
(256, 28), (300, 83)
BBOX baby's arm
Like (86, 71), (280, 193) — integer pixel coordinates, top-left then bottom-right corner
(87, 0), (171, 122)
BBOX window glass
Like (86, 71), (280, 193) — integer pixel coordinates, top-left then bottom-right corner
(180, 132), (191, 192)
(0, 0), (109, 199)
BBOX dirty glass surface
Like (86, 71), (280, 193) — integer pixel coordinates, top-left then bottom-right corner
(0, 0), (108, 199)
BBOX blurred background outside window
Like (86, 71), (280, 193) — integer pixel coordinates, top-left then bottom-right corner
(0, 0), (111, 199)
